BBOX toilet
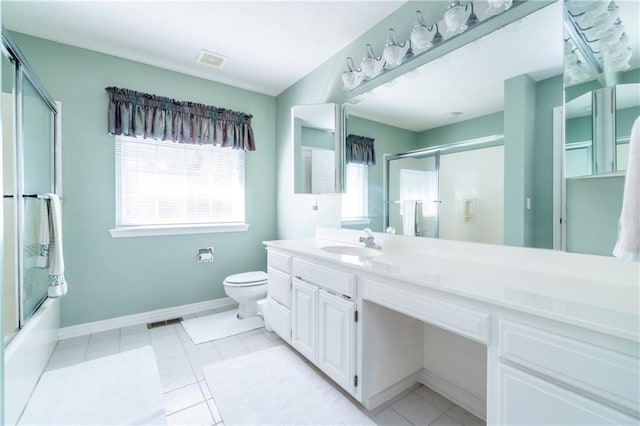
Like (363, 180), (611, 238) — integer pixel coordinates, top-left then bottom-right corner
(222, 271), (268, 319)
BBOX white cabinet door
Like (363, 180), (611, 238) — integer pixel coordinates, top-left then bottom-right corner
(498, 364), (637, 425)
(317, 290), (356, 393)
(291, 279), (318, 364)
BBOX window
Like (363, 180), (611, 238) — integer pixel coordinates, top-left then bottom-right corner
(399, 169), (437, 217)
(342, 163), (368, 222)
(111, 136), (247, 237)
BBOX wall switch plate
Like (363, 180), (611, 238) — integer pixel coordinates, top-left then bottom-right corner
(197, 247), (214, 263)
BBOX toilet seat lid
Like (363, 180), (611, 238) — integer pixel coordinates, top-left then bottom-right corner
(225, 271), (267, 285)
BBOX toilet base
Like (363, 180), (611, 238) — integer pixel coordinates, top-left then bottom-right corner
(237, 301), (258, 319)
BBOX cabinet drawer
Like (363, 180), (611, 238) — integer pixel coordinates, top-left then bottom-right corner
(498, 363), (636, 425)
(363, 279), (490, 344)
(499, 320), (639, 415)
(267, 267), (291, 308)
(265, 298), (290, 344)
(292, 258), (356, 298)
(268, 250), (291, 274)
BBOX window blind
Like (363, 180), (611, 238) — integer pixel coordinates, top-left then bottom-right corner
(115, 136), (245, 226)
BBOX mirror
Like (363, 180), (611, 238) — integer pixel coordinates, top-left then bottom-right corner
(343, 2), (563, 249)
(292, 103), (343, 194)
(562, 0), (639, 256)
(565, 83), (640, 177)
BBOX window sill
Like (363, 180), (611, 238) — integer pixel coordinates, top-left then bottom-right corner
(109, 223), (250, 238)
(341, 218), (371, 226)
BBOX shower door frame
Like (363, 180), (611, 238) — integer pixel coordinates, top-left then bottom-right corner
(2, 30), (60, 346)
(384, 134), (505, 237)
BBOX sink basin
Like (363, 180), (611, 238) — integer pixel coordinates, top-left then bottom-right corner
(321, 245), (381, 257)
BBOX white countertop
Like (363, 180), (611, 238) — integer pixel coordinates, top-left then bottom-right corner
(264, 228), (640, 343)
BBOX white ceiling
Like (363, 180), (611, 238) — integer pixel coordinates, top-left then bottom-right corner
(2, 1), (406, 96)
(347, 2), (564, 132)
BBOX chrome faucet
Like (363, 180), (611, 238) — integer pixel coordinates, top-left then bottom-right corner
(359, 228), (380, 249)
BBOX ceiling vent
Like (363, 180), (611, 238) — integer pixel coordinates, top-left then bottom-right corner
(197, 50), (228, 68)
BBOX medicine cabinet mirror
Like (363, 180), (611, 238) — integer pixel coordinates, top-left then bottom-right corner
(564, 83), (639, 178)
(292, 103), (344, 194)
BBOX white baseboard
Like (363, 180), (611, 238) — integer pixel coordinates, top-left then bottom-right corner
(58, 297), (235, 339)
(364, 371), (422, 411)
(418, 369), (486, 420)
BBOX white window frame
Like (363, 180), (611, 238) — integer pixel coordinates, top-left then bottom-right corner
(342, 162), (370, 225)
(109, 136), (249, 238)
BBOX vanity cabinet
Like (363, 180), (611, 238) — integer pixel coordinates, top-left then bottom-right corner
(264, 237), (639, 424)
(495, 320), (639, 424)
(265, 250), (292, 343)
(267, 250), (359, 396)
(291, 278), (357, 394)
(291, 278), (318, 363)
(497, 364), (636, 425)
(317, 289), (357, 392)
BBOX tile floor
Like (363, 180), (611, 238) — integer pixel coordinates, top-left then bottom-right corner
(35, 305), (485, 426)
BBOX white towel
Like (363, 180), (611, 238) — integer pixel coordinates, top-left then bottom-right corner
(402, 200), (417, 236)
(23, 198), (50, 268)
(46, 194), (68, 298)
(613, 116), (640, 262)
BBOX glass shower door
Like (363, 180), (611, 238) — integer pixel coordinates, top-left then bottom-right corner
(387, 154), (439, 237)
(20, 75), (54, 322)
(2, 50), (18, 341)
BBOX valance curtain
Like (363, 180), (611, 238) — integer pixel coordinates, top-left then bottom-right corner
(106, 87), (255, 151)
(346, 134), (376, 166)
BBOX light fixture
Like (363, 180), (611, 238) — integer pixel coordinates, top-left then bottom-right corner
(340, 0), (517, 91)
(361, 44), (384, 79)
(383, 29), (410, 69)
(342, 57), (362, 90)
(466, 3), (479, 28)
(565, 0), (633, 85)
(487, 0), (512, 12)
(410, 11), (431, 51)
(444, 1), (467, 33)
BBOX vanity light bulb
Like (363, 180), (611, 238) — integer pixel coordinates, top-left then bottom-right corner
(342, 71), (356, 90)
(383, 44), (403, 68)
(488, 0), (512, 11)
(411, 26), (432, 50)
(444, 2), (467, 33)
(362, 57), (377, 79)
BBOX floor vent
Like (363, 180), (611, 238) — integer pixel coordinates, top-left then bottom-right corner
(147, 317), (183, 329)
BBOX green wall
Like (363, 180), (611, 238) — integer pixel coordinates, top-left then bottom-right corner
(503, 74), (536, 247)
(533, 75), (563, 249)
(566, 115), (592, 144)
(416, 112), (504, 147)
(566, 175), (624, 256)
(11, 33), (277, 327)
(344, 115), (417, 232)
(301, 127), (334, 150)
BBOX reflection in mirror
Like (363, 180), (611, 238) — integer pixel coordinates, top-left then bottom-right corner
(616, 83), (640, 171)
(385, 139), (504, 245)
(565, 92), (593, 178)
(563, 0), (639, 256)
(292, 103), (342, 194)
(343, 2), (562, 250)
(565, 83), (640, 178)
